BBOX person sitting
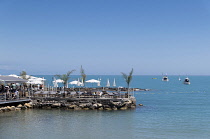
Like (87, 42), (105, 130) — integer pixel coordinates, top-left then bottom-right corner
(14, 90), (19, 99)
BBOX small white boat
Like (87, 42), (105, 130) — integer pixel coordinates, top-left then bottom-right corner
(113, 78), (116, 87)
(106, 79), (110, 87)
(162, 75), (169, 81)
(183, 77), (190, 85)
(178, 77), (181, 81)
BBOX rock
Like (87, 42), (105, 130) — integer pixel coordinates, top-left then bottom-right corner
(125, 103), (132, 108)
(68, 104), (77, 109)
(98, 107), (103, 110)
(131, 105), (136, 109)
(29, 102), (33, 105)
(79, 104), (86, 108)
(111, 101), (123, 107)
(104, 107), (112, 110)
(124, 100), (132, 104)
(104, 105), (112, 110)
(15, 108), (21, 111)
(120, 106), (128, 110)
(92, 104), (98, 108)
(61, 103), (66, 107)
(86, 103), (92, 107)
(112, 106), (118, 110)
(17, 104), (23, 108)
(4, 107), (10, 112)
(24, 103), (32, 108)
(92, 103), (103, 109)
(51, 103), (61, 108)
(46, 106), (52, 109)
(65, 104), (71, 107)
(21, 106), (27, 110)
(79, 103), (92, 108)
(8, 106), (15, 111)
(74, 106), (82, 110)
(0, 107), (5, 112)
(139, 104), (143, 106)
(97, 103), (103, 107)
(6, 106), (12, 111)
(89, 105), (96, 110)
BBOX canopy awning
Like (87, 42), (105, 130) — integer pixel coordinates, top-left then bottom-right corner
(0, 76), (28, 83)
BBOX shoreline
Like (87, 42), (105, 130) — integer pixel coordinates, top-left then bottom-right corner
(32, 96), (137, 110)
(0, 97), (137, 112)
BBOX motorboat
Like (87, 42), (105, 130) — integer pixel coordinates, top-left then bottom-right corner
(162, 75), (169, 81)
(183, 77), (190, 85)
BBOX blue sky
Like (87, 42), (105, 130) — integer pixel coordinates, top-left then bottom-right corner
(1, 0), (210, 75)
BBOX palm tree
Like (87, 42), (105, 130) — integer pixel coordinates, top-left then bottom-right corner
(80, 65), (86, 87)
(19, 71), (29, 97)
(55, 70), (75, 97)
(20, 71), (27, 79)
(121, 68), (133, 98)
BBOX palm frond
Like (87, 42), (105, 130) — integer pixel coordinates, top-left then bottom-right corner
(121, 72), (128, 81)
(127, 68), (133, 85)
(80, 65), (86, 86)
(67, 70), (75, 76)
(54, 74), (62, 79)
(129, 68), (133, 77)
(80, 65), (85, 75)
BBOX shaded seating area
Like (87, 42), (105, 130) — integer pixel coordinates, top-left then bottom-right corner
(33, 91), (57, 98)
(31, 86), (134, 99)
(0, 76), (28, 101)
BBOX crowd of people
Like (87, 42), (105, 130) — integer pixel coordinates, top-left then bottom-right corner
(0, 83), (43, 100)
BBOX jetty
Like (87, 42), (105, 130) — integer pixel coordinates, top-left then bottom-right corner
(0, 75), (149, 111)
(0, 86), (139, 110)
(30, 87), (138, 110)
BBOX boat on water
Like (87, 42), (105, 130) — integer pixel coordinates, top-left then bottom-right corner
(162, 75), (169, 81)
(183, 77), (190, 85)
(179, 77), (181, 81)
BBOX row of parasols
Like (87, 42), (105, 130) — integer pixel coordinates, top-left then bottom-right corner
(8, 74), (46, 85)
(53, 78), (116, 88)
(8, 74), (117, 88)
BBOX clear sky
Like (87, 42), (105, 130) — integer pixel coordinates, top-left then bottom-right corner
(1, 0), (210, 75)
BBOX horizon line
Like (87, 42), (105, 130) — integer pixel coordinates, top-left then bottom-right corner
(28, 74), (210, 76)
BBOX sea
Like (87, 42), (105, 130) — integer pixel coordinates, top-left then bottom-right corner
(1, 75), (210, 139)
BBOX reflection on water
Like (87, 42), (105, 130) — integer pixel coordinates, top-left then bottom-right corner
(0, 109), (135, 139)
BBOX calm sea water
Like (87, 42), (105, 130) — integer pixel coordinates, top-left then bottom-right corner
(1, 75), (210, 139)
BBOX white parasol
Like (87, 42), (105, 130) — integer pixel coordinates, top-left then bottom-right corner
(69, 80), (82, 86)
(85, 79), (100, 83)
(86, 79), (100, 87)
(53, 79), (64, 83)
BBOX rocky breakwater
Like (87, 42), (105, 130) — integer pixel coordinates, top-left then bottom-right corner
(32, 97), (136, 110)
(0, 102), (33, 113)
